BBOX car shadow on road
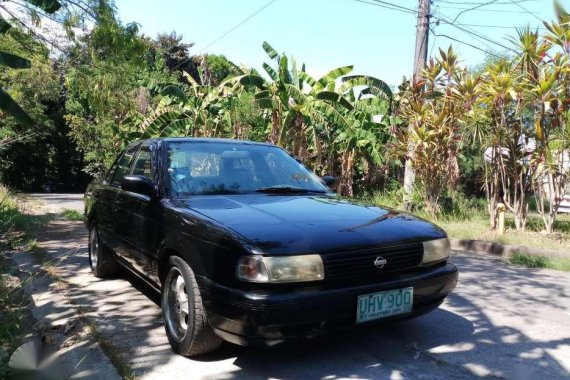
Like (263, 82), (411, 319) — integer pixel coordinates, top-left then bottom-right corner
(25, 214), (570, 380)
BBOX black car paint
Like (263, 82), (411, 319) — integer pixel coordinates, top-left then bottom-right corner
(84, 138), (458, 345)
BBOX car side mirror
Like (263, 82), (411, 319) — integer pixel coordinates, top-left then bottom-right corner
(121, 175), (158, 199)
(322, 176), (336, 187)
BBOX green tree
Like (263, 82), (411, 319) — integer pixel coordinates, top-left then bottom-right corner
(0, 0), (62, 127)
(64, 1), (174, 177)
(392, 47), (478, 215)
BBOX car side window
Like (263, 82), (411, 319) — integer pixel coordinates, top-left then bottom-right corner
(131, 146), (155, 181)
(110, 145), (139, 186)
(105, 152), (124, 183)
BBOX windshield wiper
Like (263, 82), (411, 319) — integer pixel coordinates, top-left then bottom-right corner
(255, 186), (327, 194)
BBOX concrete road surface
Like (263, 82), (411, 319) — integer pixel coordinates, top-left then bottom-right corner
(26, 193), (570, 379)
(27, 193), (84, 213)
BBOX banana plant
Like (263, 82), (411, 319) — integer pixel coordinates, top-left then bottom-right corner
(136, 72), (245, 140)
(138, 41), (393, 196)
(237, 42), (393, 194)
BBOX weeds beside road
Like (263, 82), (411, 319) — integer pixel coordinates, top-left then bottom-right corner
(363, 190), (570, 252)
(0, 187), (41, 377)
(510, 252), (570, 272)
(0, 188), (121, 379)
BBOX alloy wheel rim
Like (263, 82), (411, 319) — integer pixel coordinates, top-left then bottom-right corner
(89, 228), (98, 271)
(164, 267), (189, 343)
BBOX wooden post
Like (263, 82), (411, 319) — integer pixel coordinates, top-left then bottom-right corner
(404, 0), (431, 210)
(497, 202), (506, 235)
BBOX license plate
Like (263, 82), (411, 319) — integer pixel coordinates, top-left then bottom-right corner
(356, 287), (413, 324)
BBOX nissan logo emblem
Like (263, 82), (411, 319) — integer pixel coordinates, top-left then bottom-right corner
(374, 256), (387, 269)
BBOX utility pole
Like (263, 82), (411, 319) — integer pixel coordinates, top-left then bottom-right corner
(403, 0), (431, 210)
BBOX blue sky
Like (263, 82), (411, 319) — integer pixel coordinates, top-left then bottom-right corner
(116, 0), (570, 86)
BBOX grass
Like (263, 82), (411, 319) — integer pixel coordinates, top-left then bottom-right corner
(436, 213), (570, 251)
(509, 252), (570, 271)
(11, 192), (135, 379)
(360, 190), (570, 252)
(0, 186), (36, 377)
(0, 259), (28, 379)
(30, 246), (135, 379)
(79, 308), (136, 380)
(60, 209), (83, 222)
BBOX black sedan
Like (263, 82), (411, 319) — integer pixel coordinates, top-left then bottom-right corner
(84, 138), (458, 356)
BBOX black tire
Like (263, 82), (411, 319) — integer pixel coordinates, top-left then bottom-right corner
(161, 255), (222, 356)
(88, 224), (121, 278)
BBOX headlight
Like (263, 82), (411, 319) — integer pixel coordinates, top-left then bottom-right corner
(236, 254), (324, 283)
(422, 238), (451, 264)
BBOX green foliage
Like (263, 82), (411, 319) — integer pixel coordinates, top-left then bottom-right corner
(201, 54), (242, 86)
(0, 28), (80, 190)
(392, 47), (476, 215)
(138, 41), (393, 196)
(510, 253), (553, 269)
(0, 0), (63, 128)
(64, 2), (175, 177)
(60, 208), (83, 221)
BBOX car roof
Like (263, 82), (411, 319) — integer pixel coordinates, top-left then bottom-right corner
(130, 137), (275, 149)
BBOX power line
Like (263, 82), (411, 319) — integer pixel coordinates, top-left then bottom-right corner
(433, 10), (517, 53)
(429, 26), (437, 58)
(430, 29), (502, 58)
(507, 0), (543, 22)
(198, 0), (279, 53)
(164, 0), (279, 75)
(367, 0), (418, 13)
(448, 22), (545, 30)
(437, 0), (536, 4)
(437, 6), (531, 13)
(451, 0), (499, 23)
(354, 0), (417, 15)
(431, 0), (520, 53)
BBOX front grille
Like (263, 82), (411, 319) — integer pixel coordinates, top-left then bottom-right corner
(322, 243), (424, 283)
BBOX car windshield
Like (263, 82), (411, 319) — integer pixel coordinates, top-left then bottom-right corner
(166, 141), (329, 196)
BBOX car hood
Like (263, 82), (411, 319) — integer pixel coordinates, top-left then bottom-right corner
(175, 195), (446, 255)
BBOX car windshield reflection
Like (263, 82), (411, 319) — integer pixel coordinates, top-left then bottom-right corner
(167, 141), (329, 196)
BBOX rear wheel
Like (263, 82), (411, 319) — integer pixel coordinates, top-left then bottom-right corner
(162, 256), (222, 356)
(88, 225), (120, 278)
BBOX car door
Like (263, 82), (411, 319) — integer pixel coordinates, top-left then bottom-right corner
(95, 146), (138, 250)
(115, 143), (162, 282)
(104, 144), (140, 260)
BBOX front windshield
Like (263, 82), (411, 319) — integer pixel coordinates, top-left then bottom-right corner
(166, 141), (329, 196)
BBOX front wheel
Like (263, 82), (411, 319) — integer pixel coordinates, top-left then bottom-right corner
(88, 225), (120, 278)
(161, 256), (222, 356)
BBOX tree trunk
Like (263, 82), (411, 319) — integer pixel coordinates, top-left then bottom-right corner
(340, 150), (355, 197)
(270, 108), (279, 144)
(485, 164), (499, 229)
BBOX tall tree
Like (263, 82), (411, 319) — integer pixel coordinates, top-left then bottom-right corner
(64, 1), (174, 177)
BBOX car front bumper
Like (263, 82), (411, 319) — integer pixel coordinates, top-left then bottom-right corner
(198, 262), (458, 346)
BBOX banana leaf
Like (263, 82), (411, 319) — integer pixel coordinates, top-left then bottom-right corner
(314, 66), (353, 92)
(239, 74), (266, 89)
(0, 86), (34, 127)
(263, 63), (278, 81)
(0, 18), (11, 34)
(315, 91), (354, 111)
(262, 41), (279, 60)
(0, 51), (31, 69)
(25, 0), (61, 13)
